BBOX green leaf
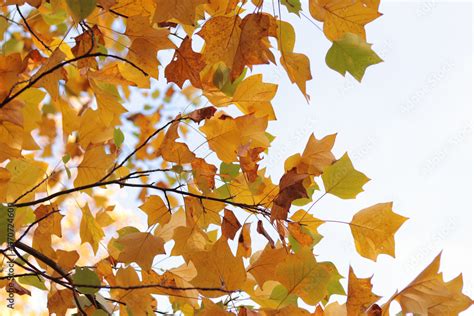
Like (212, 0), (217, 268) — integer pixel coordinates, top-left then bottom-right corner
(113, 128), (125, 147)
(62, 154), (71, 164)
(2, 37), (24, 54)
(18, 275), (48, 291)
(321, 153), (370, 199)
(41, 3), (68, 26)
(270, 284), (298, 307)
(326, 33), (383, 82)
(0, 204), (15, 245)
(72, 267), (101, 294)
(281, 0), (302, 15)
(220, 162), (240, 183)
(288, 225), (323, 252)
(66, 0), (97, 22)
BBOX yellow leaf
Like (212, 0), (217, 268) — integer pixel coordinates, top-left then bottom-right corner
(347, 266), (381, 316)
(275, 247), (332, 305)
(184, 194), (222, 229)
(80, 204), (105, 254)
(189, 237), (246, 296)
(288, 222), (314, 246)
(198, 298), (234, 316)
(34, 204), (63, 237)
(171, 225), (210, 257)
(324, 302), (348, 315)
(156, 120), (196, 164)
(237, 222), (252, 258)
(78, 108), (116, 148)
(154, 207), (186, 242)
(111, 266), (155, 314)
(59, 100), (79, 137)
(0, 167), (11, 201)
(200, 113), (269, 163)
(117, 232), (165, 271)
(232, 74), (277, 120)
(228, 169), (278, 206)
(248, 244), (288, 288)
(199, 13), (278, 79)
(109, 0), (155, 17)
(281, 52), (312, 101)
(383, 253), (472, 315)
(350, 202), (407, 260)
(291, 209), (325, 231)
(5, 157), (48, 202)
(89, 79), (127, 127)
(309, 0), (381, 41)
(277, 20), (296, 53)
(322, 152), (369, 199)
(31, 49), (67, 102)
(74, 146), (115, 188)
(153, 0), (207, 26)
(139, 195), (171, 227)
(0, 53), (22, 100)
(125, 15), (175, 79)
(297, 133), (336, 176)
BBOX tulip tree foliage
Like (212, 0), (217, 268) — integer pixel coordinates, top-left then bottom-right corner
(0, 0), (471, 315)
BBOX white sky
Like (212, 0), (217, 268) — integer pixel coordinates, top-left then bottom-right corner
(259, 0), (472, 314)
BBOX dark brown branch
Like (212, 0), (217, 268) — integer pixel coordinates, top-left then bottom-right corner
(99, 118), (181, 182)
(15, 208), (60, 243)
(96, 5), (129, 19)
(16, 5), (53, 53)
(14, 241), (109, 315)
(69, 281), (235, 293)
(11, 178), (266, 217)
(0, 52), (148, 109)
(0, 272), (40, 280)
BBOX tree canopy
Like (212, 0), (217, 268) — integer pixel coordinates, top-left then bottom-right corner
(0, 0), (472, 315)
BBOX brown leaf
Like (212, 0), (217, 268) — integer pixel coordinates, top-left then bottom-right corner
(191, 158), (217, 193)
(10, 279), (31, 296)
(256, 220), (274, 248)
(165, 37), (206, 88)
(271, 168), (309, 221)
(188, 106), (217, 123)
(222, 208), (242, 240)
(238, 144), (264, 183)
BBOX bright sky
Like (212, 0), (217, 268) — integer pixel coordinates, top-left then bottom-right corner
(259, 0), (472, 314)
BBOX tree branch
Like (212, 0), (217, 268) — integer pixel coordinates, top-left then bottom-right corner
(14, 241), (110, 315)
(0, 52), (148, 109)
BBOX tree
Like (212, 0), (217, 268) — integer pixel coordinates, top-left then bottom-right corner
(0, 0), (471, 315)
